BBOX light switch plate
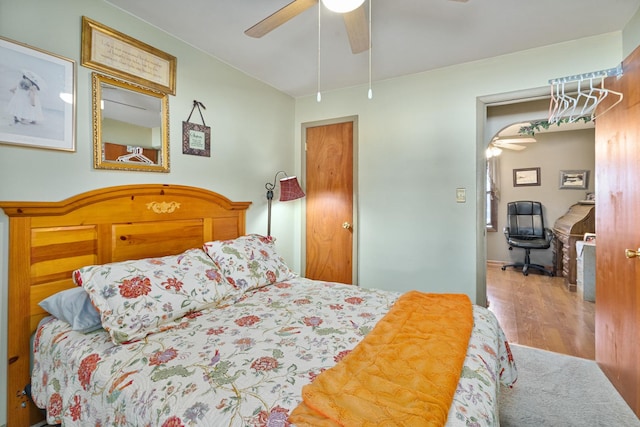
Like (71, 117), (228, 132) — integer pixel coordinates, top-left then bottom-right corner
(456, 188), (466, 203)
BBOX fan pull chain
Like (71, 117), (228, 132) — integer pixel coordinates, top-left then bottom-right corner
(367, 0), (373, 99)
(317, 4), (322, 102)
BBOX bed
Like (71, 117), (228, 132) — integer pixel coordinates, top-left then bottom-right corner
(0, 184), (517, 426)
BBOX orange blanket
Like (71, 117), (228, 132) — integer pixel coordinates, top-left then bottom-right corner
(288, 292), (473, 427)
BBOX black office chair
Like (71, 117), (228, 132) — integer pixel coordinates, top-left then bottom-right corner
(501, 201), (554, 276)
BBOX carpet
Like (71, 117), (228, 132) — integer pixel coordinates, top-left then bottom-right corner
(499, 344), (640, 426)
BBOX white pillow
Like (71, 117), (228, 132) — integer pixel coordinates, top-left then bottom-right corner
(39, 287), (102, 333)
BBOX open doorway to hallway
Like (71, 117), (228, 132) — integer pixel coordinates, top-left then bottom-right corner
(483, 97), (596, 359)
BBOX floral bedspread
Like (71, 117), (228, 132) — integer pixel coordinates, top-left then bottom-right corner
(32, 278), (517, 426)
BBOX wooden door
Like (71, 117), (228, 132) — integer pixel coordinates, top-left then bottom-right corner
(305, 121), (354, 284)
(595, 45), (640, 417)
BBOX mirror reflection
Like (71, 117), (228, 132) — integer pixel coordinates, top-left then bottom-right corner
(92, 73), (169, 172)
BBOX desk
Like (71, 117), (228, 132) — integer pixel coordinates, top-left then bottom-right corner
(552, 203), (595, 290)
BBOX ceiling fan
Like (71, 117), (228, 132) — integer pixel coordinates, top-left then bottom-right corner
(245, 0), (470, 55)
(244, 0), (370, 54)
(491, 136), (537, 151)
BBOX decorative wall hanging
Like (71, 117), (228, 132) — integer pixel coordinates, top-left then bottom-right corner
(81, 16), (177, 95)
(559, 170), (589, 189)
(0, 36), (76, 151)
(182, 100), (210, 157)
(513, 167), (541, 187)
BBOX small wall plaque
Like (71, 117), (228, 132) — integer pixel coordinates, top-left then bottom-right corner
(182, 100), (210, 157)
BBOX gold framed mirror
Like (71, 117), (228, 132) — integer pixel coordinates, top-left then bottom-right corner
(92, 73), (169, 172)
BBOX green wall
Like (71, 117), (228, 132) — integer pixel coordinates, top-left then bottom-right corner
(295, 33), (625, 302)
(0, 1), (296, 423)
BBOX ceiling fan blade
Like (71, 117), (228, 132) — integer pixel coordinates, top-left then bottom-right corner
(492, 142), (527, 151)
(245, 0), (318, 38)
(494, 137), (537, 144)
(343, 4), (369, 54)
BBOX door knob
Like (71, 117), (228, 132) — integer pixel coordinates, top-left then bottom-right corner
(342, 222), (352, 230)
(625, 248), (640, 258)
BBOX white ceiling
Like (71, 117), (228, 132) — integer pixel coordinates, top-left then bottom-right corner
(105, 0), (640, 98)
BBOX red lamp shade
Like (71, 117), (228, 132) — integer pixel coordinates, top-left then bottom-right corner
(279, 176), (305, 201)
(265, 171), (305, 237)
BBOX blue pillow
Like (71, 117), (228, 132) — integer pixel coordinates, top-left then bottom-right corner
(39, 287), (102, 333)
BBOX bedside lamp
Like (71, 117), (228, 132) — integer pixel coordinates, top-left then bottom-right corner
(265, 171), (305, 237)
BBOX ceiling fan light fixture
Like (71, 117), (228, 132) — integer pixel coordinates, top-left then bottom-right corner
(322, 0), (365, 13)
(486, 146), (502, 158)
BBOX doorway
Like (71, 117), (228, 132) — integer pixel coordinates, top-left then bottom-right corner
(481, 93), (597, 358)
(302, 117), (358, 284)
(485, 102), (596, 271)
(478, 90), (550, 307)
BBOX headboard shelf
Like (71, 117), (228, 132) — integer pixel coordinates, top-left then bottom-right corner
(0, 184), (251, 426)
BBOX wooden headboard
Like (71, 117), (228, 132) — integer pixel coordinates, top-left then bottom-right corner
(0, 184), (251, 427)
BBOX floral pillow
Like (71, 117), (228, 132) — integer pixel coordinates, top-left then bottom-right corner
(203, 234), (297, 292)
(73, 248), (236, 344)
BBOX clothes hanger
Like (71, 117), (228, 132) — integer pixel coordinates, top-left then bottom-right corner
(548, 81), (567, 124)
(548, 83), (561, 123)
(116, 146), (154, 164)
(574, 77), (601, 121)
(591, 76), (623, 121)
(566, 77), (601, 123)
(550, 81), (577, 123)
(548, 64), (624, 123)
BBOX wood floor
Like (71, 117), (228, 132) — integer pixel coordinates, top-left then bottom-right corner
(486, 263), (596, 360)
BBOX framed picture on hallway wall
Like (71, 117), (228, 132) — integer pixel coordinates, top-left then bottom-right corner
(513, 167), (541, 187)
(559, 170), (589, 189)
(0, 36), (75, 151)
